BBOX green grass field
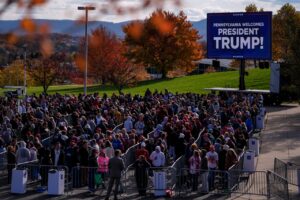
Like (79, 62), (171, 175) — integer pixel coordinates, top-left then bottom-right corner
(0, 68), (270, 96)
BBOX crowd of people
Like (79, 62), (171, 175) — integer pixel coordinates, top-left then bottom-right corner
(0, 89), (263, 197)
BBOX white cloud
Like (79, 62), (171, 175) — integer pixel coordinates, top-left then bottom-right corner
(0, 0), (299, 22)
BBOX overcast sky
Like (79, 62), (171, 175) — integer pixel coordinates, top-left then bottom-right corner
(0, 0), (299, 22)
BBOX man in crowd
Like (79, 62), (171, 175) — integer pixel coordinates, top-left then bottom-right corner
(105, 150), (125, 200)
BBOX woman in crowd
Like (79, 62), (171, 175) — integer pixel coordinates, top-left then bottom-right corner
(189, 150), (201, 191)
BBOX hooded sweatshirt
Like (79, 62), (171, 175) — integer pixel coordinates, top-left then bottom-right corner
(16, 141), (31, 164)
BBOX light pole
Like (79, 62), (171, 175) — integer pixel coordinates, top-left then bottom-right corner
(23, 44), (27, 96)
(77, 6), (95, 96)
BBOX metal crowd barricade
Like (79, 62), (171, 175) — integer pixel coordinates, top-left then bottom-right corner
(229, 170), (268, 197)
(177, 168), (230, 197)
(195, 128), (205, 148)
(121, 129), (154, 169)
(274, 158), (288, 182)
(274, 157), (300, 186)
(121, 166), (176, 197)
(112, 123), (124, 134)
(121, 144), (140, 169)
(71, 165), (111, 192)
(0, 151), (7, 171)
(148, 167), (176, 194)
(267, 170), (289, 200)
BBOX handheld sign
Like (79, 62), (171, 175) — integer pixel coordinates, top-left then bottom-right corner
(207, 12), (272, 60)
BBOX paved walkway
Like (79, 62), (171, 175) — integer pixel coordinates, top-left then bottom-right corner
(228, 104), (300, 200)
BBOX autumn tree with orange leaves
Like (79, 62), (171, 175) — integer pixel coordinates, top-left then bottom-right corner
(28, 52), (70, 94)
(77, 26), (142, 92)
(123, 10), (203, 78)
(85, 26), (120, 84)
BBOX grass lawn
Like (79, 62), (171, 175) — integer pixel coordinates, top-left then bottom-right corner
(0, 68), (270, 96)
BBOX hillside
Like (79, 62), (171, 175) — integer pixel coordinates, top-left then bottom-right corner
(0, 19), (207, 39)
(0, 68), (270, 96)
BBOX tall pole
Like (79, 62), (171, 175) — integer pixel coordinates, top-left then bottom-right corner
(239, 59), (246, 90)
(23, 45), (27, 96)
(78, 6), (95, 96)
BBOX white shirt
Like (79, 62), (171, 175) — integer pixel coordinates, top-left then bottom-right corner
(54, 150), (60, 166)
(150, 151), (165, 167)
(124, 119), (133, 133)
(206, 151), (218, 169)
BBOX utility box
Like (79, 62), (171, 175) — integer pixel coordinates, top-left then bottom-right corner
(154, 171), (166, 197)
(249, 138), (260, 156)
(11, 168), (27, 194)
(243, 151), (255, 172)
(48, 169), (65, 195)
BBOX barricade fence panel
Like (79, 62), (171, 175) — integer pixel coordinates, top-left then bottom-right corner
(274, 158), (288, 180)
(0, 160), (292, 199)
(228, 170), (268, 196)
(71, 165), (110, 191)
(177, 168), (230, 197)
(286, 162), (300, 186)
(267, 170), (289, 200)
(0, 151), (7, 171)
(274, 157), (300, 186)
(121, 166), (176, 197)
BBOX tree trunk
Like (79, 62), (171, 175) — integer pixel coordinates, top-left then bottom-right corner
(161, 68), (167, 79)
(43, 84), (48, 94)
(239, 59), (246, 90)
(102, 76), (107, 85)
(254, 60), (257, 68)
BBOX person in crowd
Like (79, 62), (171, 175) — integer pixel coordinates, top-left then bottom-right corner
(88, 148), (99, 193)
(0, 138), (6, 153)
(133, 155), (151, 196)
(189, 150), (201, 191)
(51, 141), (65, 166)
(65, 138), (78, 172)
(105, 150), (125, 200)
(16, 141), (31, 164)
(175, 133), (186, 159)
(225, 148), (238, 170)
(134, 114), (145, 136)
(124, 116), (133, 133)
(39, 146), (52, 187)
(28, 142), (38, 161)
(206, 145), (218, 191)
(104, 140), (115, 159)
(97, 151), (109, 189)
(200, 149), (209, 193)
(218, 145), (229, 171)
(79, 140), (89, 186)
(150, 146), (165, 167)
(6, 145), (16, 184)
(135, 142), (149, 160)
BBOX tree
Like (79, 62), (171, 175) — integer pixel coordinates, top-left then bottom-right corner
(0, 59), (36, 87)
(272, 4), (300, 100)
(107, 49), (139, 93)
(272, 3), (300, 62)
(77, 26), (142, 91)
(245, 4), (264, 68)
(28, 53), (68, 94)
(245, 4), (264, 12)
(84, 26), (120, 84)
(123, 10), (203, 78)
